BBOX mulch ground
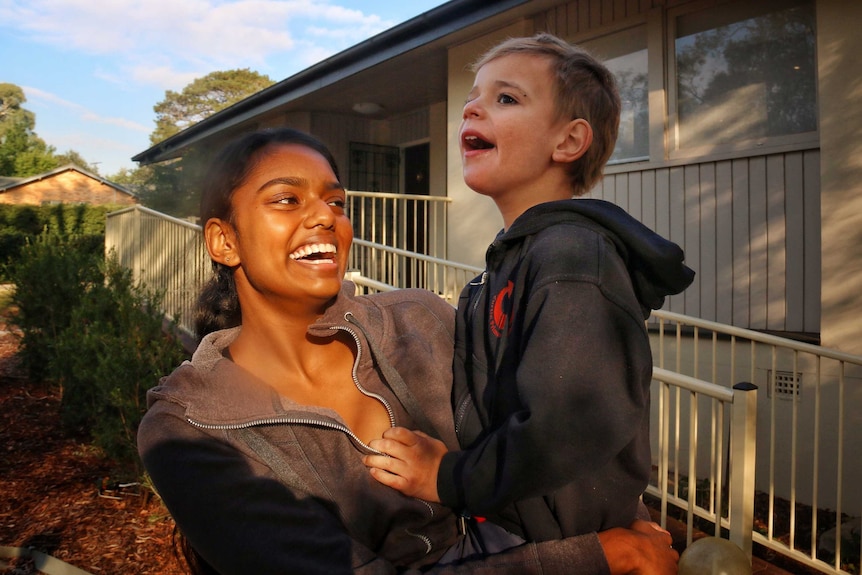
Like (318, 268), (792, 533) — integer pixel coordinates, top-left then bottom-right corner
(0, 314), (185, 575)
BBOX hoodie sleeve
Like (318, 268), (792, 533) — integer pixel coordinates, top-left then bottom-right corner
(140, 397), (613, 575)
(438, 225), (654, 523)
(139, 400), (372, 575)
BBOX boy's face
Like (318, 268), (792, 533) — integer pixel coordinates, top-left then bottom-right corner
(459, 53), (574, 207)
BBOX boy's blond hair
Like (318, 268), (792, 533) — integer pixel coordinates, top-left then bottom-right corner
(472, 33), (621, 196)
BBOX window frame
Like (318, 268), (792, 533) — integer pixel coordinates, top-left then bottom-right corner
(665, 0), (820, 161)
(578, 22), (651, 166)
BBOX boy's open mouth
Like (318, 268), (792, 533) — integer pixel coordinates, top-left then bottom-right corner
(463, 135), (494, 150)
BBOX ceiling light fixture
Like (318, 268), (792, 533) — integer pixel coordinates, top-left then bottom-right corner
(352, 102), (384, 115)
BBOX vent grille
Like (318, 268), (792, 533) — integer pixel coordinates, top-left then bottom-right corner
(768, 370), (801, 400)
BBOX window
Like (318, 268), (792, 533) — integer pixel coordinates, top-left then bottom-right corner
(348, 142), (399, 193)
(582, 26), (649, 164)
(671, 0), (817, 153)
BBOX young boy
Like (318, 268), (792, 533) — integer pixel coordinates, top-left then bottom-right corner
(366, 33), (694, 544)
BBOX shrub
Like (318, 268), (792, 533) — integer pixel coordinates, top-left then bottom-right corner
(7, 230), (189, 473)
(7, 231), (103, 381)
(0, 204), (112, 281)
(53, 255), (188, 470)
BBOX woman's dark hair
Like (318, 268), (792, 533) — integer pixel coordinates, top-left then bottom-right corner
(193, 128), (341, 338)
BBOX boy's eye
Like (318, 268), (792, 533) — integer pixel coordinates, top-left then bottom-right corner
(497, 93), (517, 105)
(276, 196), (299, 205)
(329, 198), (347, 210)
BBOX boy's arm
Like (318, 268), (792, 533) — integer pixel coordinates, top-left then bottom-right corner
(439, 275), (653, 516)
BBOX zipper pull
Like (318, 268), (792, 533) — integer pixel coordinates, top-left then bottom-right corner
(469, 271), (487, 287)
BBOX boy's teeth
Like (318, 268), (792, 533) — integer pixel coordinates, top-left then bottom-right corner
(465, 135), (492, 149)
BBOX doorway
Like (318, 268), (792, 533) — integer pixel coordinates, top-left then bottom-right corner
(403, 142), (429, 287)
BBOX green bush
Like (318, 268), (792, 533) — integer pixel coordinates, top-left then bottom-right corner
(53, 255), (188, 470)
(8, 231), (104, 381)
(0, 204), (114, 280)
(7, 230), (189, 473)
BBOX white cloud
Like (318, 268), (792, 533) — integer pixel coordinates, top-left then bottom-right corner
(22, 86), (150, 133)
(3, 0), (394, 90)
(128, 65), (202, 93)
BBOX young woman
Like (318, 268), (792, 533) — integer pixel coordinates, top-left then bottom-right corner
(137, 127), (677, 574)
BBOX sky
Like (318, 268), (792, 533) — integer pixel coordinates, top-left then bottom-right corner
(0, 0), (449, 176)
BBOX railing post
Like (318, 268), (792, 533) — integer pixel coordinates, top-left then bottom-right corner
(132, 205), (143, 286)
(729, 381), (758, 558)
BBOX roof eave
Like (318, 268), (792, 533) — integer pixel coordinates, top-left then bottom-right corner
(132, 0), (529, 166)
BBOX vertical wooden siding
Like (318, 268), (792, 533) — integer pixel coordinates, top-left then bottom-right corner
(591, 150), (821, 333)
(535, 0), (661, 34)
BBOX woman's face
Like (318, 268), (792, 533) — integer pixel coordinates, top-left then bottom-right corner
(227, 143), (352, 308)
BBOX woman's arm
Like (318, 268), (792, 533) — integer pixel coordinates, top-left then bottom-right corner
(418, 521), (676, 575)
(140, 410), (675, 575)
(139, 411), (370, 574)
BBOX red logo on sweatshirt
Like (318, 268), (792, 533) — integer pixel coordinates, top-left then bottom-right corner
(490, 281), (514, 337)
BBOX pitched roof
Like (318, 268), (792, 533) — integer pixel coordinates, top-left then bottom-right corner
(0, 164), (136, 197)
(0, 176), (22, 188)
(132, 0), (531, 166)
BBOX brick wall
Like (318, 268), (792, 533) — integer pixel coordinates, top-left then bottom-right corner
(0, 170), (137, 206)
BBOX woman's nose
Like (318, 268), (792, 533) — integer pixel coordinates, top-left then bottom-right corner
(305, 198), (336, 229)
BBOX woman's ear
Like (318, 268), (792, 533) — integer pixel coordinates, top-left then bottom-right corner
(205, 218), (240, 266)
(553, 118), (593, 164)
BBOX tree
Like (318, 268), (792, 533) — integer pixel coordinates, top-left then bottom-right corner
(109, 161), (197, 216)
(0, 84), (41, 176)
(12, 135), (59, 177)
(150, 68), (274, 145)
(130, 68), (274, 217)
(55, 150), (98, 173)
(0, 83), (35, 135)
(0, 82), (94, 177)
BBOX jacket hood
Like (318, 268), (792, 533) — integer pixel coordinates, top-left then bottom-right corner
(502, 198), (695, 311)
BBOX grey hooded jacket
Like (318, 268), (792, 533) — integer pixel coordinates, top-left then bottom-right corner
(138, 282), (611, 574)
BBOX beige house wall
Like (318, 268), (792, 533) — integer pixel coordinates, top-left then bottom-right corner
(446, 21), (533, 269)
(817, 0), (862, 355)
(0, 170), (136, 207)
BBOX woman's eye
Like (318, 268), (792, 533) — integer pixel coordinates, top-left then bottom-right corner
(497, 93), (517, 105)
(329, 198), (347, 210)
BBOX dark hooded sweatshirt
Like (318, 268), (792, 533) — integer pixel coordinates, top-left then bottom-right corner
(437, 198), (696, 542)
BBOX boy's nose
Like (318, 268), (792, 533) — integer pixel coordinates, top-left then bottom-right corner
(462, 99), (481, 119)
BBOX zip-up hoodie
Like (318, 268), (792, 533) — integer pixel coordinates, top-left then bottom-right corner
(438, 198), (695, 542)
(138, 282), (613, 574)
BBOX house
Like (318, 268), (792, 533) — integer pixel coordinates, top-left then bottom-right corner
(131, 0), (861, 357)
(0, 164), (137, 207)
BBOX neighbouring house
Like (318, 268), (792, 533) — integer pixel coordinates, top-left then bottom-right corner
(0, 164), (137, 207)
(127, 0), (862, 551)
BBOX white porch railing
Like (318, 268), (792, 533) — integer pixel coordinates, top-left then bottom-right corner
(649, 311), (862, 575)
(347, 191), (451, 261)
(106, 203), (861, 575)
(349, 238), (481, 301)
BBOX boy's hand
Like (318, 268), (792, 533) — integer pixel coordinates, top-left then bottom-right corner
(364, 427), (447, 503)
